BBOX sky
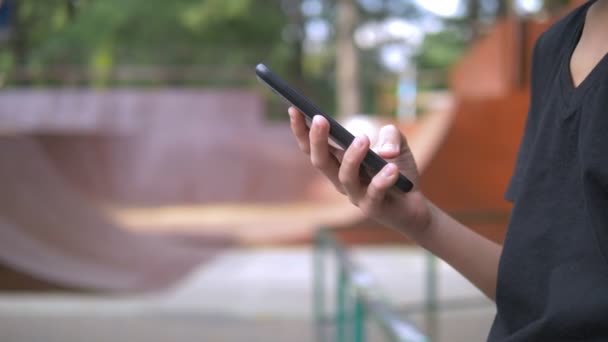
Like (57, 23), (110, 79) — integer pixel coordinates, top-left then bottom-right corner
(302, 0), (545, 72)
(414, 0), (544, 17)
(414, 0), (462, 17)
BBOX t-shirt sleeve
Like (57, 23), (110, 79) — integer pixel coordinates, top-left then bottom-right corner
(504, 34), (547, 202)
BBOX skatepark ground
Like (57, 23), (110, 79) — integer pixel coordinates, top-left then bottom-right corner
(0, 246), (495, 342)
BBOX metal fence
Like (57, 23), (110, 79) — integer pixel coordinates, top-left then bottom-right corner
(313, 228), (428, 342)
(314, 211), (507, 342)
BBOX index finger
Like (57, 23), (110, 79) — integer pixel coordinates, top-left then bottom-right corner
(288, 106), (311, 155)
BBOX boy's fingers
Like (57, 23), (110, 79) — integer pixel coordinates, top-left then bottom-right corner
(361, 163), (398, 212)
(373, 125), (402, 159)
(339, 135), (369, 201)
(288, 107), (310, 155)
(309, 116), (344, 193)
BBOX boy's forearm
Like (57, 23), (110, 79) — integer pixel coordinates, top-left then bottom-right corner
(408, 202), (502, 300)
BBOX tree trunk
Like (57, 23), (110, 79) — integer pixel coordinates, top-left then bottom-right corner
(497, 0), (509, 17)
(66, 0), (77, 21)
(336, 0), (360, 117)
(467, 0), (482, 40)
(497, 0), (520, 18)
(285, 0), (304, 83)
(9, 0), (28, 84)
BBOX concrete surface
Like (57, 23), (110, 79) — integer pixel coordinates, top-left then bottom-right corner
(0, 246), (496, 342)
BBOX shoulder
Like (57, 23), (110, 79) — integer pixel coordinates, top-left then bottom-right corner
(533, 2), (592, 58)
(528, 2), (592, 94)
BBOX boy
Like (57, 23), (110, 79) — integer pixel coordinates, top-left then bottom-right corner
(288, 0), (608, 340)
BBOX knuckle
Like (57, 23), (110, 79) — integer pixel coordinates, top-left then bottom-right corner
(311, 155), (327, 169)
(338, 170), (349, 185)
(368, 178), (387, 201)
(338, 171), (357, 189)
(367, 189), (381, 205)
(368, 180), (381, 195)
(338, 163), (355, 180)
(342, 149), (360, 166)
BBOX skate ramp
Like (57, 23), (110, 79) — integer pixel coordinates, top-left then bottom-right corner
(0, 136), (230, 292)
(0, 88), (349, 291)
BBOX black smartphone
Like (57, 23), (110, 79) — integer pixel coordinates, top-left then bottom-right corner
(255, 63), (413, 193)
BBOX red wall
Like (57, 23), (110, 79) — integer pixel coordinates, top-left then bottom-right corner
(420, 92), (530, 213)
(417, 17), (557, 242)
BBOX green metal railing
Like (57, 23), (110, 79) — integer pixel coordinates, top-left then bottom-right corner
(313, 228), (428, 342)
(314, 212), (508, 342)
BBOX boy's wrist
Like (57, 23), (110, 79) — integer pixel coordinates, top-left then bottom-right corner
(393, 193), (436, 243)
(413, 202), (440, 248)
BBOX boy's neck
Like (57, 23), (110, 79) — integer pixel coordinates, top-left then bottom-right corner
(593, 0), (608, 12)
(589, 0), (608, 22)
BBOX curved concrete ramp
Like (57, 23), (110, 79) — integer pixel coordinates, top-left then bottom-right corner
(0, 136), (230, 292)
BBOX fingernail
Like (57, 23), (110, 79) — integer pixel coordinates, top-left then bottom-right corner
(383, 163), (396, 177)
(381, 143), (398, 153)
(312, 115), (322, 127)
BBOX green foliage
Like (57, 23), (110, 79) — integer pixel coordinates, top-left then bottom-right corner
(415, 29), (467, 70)
(0, 0), (574, 117)
(29, 0), (287, 66)
(1, 0), (292, 85)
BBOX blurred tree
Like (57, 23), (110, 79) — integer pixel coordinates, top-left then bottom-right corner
(282, 0), (305, 81)
(336, 0), (360, 116)
(415, 29), (467, 71)
(0, 0), (576, 114)
(542, 0), (571, 12)
(466, 0), (482, 39)
(2, 0), (293, 85)
(308, 0), (425, 115)
(3, 0), (80, 70)
(497, 0), (510, 17)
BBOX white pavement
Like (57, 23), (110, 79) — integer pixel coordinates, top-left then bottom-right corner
(0, 246), (496, 342)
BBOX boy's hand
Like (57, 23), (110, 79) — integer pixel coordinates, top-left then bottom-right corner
(288, 107), (432, 238)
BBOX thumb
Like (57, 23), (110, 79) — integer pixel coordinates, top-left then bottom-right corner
(373, 125), (402, 159)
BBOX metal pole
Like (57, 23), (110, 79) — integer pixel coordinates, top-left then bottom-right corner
(425, 252), (438, 341)
(354, 293), (366, 342)
(336, 266), (347, 342)
(314, 231), (327, 342)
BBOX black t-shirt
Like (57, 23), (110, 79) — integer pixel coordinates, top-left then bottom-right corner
(489, 1), (608, 341)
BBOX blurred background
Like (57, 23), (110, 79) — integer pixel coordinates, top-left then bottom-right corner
(0, 0), (583, 341)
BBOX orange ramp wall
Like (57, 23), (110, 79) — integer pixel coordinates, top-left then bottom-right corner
(420, 91), (530, 242)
